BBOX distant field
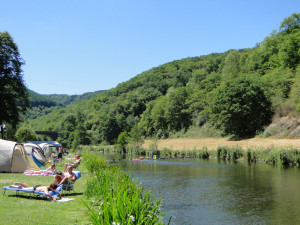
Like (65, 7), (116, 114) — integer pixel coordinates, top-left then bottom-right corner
(142, 138), (300, 151)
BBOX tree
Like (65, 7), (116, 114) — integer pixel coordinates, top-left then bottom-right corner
(165, 87), (191, 131)
(15, 125), (37, 142)
(278, 31), (300, 70)
(222, 50), (241, 79)
(129, 124), (143, 147)
(72, 122), (90, 148)
(280, 13), (300, 34)
(0, 32), (29, 128)
(209, 76), (273, 138)
(116, 132), (129, 153)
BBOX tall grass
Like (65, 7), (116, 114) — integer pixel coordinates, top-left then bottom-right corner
(216, 146), (243, 161)
(82, 151), (166, 225)
(79, 144), (300, 167)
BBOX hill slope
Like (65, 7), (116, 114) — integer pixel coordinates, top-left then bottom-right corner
(26, 13), (300, 148)
(26, 89), (104, 119)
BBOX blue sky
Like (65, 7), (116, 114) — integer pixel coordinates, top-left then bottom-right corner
(1, 0), (299, 95)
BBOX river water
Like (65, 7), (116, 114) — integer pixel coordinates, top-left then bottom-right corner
(112, 157), (300, 225)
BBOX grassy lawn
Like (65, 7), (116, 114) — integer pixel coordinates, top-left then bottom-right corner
(0, 160), (90, 225)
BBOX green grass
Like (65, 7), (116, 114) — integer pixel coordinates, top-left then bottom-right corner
(83, 151), (166, 225)
(0, 159), (90, 225)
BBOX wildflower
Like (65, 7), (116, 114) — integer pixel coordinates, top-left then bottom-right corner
(130, 215), (135, 222)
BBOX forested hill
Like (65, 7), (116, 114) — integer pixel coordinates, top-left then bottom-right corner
(26, 89), (104, 119)
(27, 13), (300, 148)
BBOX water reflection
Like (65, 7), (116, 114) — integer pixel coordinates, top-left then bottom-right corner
(112, 157), (300, 225)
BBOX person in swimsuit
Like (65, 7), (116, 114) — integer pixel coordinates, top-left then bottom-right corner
(64, 154), (81, 171)
(12, 175), (62, 201)
(57, 166), (76, 187)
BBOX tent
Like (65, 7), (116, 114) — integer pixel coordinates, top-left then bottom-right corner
(0, 140), (40, 173)
(26, 141), (61, 158)
(23, 143), (46, 166)
(28, 153), (45, 167)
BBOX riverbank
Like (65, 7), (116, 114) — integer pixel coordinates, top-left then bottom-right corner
(142, 138), (300, 151)
(83, 150), (166, 224)
(0, 152), (166, 224)
(0, 162), (88, 224)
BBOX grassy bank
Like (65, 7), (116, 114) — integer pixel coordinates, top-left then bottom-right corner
(0, 160), (88, 224)
(0, 152), (167, 224)
(83, 151), (166, 225)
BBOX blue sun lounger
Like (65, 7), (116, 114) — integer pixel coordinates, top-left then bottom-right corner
(3, 171), (81, 198)
(3, 186), (60, 199)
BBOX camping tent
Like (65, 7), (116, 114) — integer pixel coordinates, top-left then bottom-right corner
(23, 143), (46, 166)
(0, 140), (40, 173)
(26, 141), (61, 158)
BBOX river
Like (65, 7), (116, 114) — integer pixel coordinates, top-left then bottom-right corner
(111, 157), (300, 225)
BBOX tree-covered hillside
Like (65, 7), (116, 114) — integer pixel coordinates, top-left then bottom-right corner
(26, 89), (104, 119)
(26, 13), (300, 148)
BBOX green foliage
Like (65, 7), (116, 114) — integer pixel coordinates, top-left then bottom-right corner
(28, 90), (57, 107)
(209, 76), (273, 137)
(115, 131), (129, 153)
(25, 13), (300, 143)
(278, 31), (300, 70)
(129, 124), (144, 146)
(217, 146), (243, 160)
(0, 32), (29, 128)
(222, 50), (241, 79)
(279, 13), (300, 34)
(15, 125), (37, 142)
(83, 152), (165, 224)
(26, 89), (103, 120)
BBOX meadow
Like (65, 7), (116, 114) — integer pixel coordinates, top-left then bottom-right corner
(142, 137), (300, 151)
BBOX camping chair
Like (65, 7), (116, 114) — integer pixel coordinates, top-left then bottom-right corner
(58, 171), (81, 195)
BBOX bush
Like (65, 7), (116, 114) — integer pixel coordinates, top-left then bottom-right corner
(15, 125), (37, 142)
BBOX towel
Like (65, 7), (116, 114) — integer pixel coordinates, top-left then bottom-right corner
(56, 198), (75, 203)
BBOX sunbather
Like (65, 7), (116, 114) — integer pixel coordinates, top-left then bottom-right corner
(47, 163), (56, 172)
(11, 175), (62, 201)
(57, 166), (77, 187)
(64, 154), (81, 171)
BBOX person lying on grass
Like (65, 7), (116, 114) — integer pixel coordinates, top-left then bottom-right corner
(11, 175), (62, 202)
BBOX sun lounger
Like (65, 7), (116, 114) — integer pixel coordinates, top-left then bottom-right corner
(3, 186), (60, 199)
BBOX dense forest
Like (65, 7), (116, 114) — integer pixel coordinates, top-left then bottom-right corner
(25, 13), (300, 148)
(26, 90), (104, 119)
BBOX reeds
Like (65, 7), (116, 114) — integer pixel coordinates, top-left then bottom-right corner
(82, 151), (166, 224)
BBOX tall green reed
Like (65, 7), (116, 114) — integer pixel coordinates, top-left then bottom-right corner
(83, 151), (167, 225)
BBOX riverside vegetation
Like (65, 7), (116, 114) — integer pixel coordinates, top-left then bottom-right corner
(82, 150), (168, 225)
(80, 143), (300, 167)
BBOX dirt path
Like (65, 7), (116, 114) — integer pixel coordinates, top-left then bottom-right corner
(142, 138), (300, 151)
